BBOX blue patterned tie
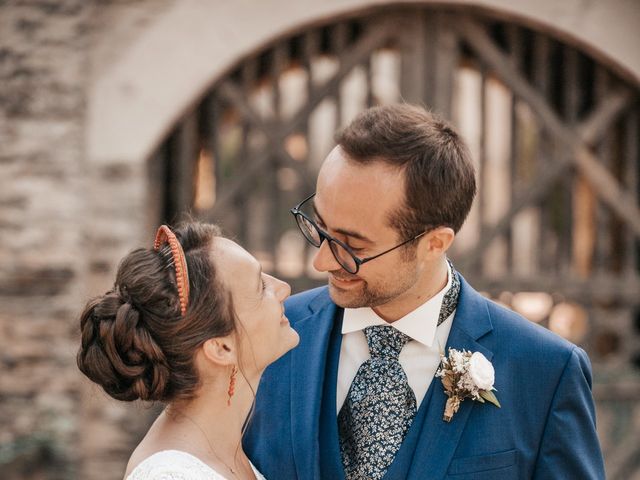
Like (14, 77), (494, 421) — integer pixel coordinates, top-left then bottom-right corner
(338, 325), (417, 480)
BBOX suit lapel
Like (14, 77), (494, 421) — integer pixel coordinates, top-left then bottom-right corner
(290, 289), (338, 480)
(408, 276), (494, 480)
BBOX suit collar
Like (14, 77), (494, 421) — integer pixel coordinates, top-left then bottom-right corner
(307, 286), (333, 314)
(448, 274), (493, 341)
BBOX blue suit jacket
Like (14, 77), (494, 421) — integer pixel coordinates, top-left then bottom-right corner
(244, 276), (605, 479)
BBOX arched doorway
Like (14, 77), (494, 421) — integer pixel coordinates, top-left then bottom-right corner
(148, 5), (640, 477)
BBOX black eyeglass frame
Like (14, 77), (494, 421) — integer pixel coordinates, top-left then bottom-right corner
(290, 193), (428, 274)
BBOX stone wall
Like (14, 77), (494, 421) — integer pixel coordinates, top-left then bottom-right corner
(0, 1), (169, 478)
(1, 1), (89, 478)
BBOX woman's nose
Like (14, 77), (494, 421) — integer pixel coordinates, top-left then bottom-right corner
(276, 278), (291, 300)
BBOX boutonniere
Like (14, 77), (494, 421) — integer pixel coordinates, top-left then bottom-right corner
(435, 348), (501, 422)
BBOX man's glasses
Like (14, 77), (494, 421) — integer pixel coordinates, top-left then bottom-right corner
(290, 193), (428, 274)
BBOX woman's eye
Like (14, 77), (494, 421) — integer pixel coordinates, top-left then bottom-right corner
(261, 278), (268, 291)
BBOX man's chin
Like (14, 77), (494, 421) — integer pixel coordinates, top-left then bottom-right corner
(328, 282), (365, 309)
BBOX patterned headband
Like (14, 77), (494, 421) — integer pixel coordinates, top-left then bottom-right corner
(153, 225), (190, 316)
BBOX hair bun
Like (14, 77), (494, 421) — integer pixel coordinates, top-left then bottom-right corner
(77, 291), (171, 401)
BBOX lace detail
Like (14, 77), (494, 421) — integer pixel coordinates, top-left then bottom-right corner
(126, 450), (266, 480)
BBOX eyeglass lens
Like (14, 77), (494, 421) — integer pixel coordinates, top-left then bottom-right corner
(297, 220), (357, 273)
(295, 215), (321, 246)
(328, 241), (358, 273)
(294, 197), (359, 273)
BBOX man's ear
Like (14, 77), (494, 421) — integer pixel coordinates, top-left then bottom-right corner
(202, 336), (237, 366)
(420, 227), (455, 258)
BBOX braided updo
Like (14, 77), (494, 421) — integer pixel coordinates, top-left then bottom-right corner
(77, 222), (235, 402)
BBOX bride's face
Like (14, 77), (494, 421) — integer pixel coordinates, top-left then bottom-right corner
(212, 238), (299, 377)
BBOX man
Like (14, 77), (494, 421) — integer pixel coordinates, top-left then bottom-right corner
(244, 104), (604, 479)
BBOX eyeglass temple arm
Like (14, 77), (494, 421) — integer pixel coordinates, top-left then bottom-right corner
(293, 192), (316, 211)
(358, 231), (428, 265)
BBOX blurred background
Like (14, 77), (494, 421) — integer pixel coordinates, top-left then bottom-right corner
(1, 0), (639, 478)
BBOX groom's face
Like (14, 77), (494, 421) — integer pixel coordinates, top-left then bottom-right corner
(312, 146), (426, 312)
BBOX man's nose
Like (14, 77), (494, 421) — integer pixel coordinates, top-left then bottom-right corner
(312, 239), (341, 273)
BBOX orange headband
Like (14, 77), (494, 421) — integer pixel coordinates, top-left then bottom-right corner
(153, 225), (190, 316)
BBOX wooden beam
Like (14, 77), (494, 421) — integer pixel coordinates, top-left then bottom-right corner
(285, 21), (394, 134)
(579, 88), (633, 146)
(400, 10), (429, 105)
(462, 273), (640, 305)
(216, 81), (315, 202)
(456, 17), (640, 237)
(624, 110), (639, 278)
(460, 89), (634, 270)
(171, 108), (198, 220)
(212, 22), (394, 213)
(594, 382), (640, 401)
(432, 12), (459, 119)
(206, 142), (273, 220)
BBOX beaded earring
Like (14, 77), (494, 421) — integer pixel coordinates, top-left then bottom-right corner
(227, 365), (238, 406)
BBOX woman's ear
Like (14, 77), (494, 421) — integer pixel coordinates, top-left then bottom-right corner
(202, 336), (237, 366)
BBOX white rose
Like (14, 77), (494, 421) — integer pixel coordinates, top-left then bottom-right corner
(468, 352), (495, 390)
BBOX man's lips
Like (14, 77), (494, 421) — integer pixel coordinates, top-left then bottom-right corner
(329, 274), (363, 287)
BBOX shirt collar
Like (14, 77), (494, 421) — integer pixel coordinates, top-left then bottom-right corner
(341, 260), (453, 348)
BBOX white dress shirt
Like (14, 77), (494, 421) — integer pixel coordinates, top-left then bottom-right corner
(337, 262), (455, 412)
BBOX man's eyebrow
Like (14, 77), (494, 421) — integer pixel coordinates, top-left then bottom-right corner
(312, 205), (373, 243)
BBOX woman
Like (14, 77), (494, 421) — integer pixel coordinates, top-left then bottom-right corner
(77, 222), (300, 479)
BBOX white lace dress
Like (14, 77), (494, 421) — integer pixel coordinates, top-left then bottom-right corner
(126, 450), (266, 480)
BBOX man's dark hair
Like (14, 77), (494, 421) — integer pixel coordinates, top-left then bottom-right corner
(335, 104), (476, 239)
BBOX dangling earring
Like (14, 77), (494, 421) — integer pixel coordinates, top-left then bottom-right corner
(227, 365), (238, 406)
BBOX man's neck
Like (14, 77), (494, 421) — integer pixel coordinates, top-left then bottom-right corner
(372, 258), (449, 322)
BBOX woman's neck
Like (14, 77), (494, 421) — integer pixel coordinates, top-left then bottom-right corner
(168, 379), (256, 458)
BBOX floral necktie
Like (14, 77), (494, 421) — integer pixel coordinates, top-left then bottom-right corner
(338, 325), (416, 480)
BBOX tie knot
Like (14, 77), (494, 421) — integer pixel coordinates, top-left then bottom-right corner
(364, 325), (412, 359)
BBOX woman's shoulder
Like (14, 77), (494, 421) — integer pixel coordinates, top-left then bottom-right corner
(125, 450), (225, 480)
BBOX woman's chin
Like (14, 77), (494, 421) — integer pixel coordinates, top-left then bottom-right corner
(289, 328), (300, 348)
(280, 328), (300, 356)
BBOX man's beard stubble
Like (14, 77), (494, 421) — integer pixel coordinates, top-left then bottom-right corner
(327, 266), (418, 310)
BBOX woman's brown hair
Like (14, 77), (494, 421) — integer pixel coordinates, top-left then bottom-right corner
(77, 222), (235, 402)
